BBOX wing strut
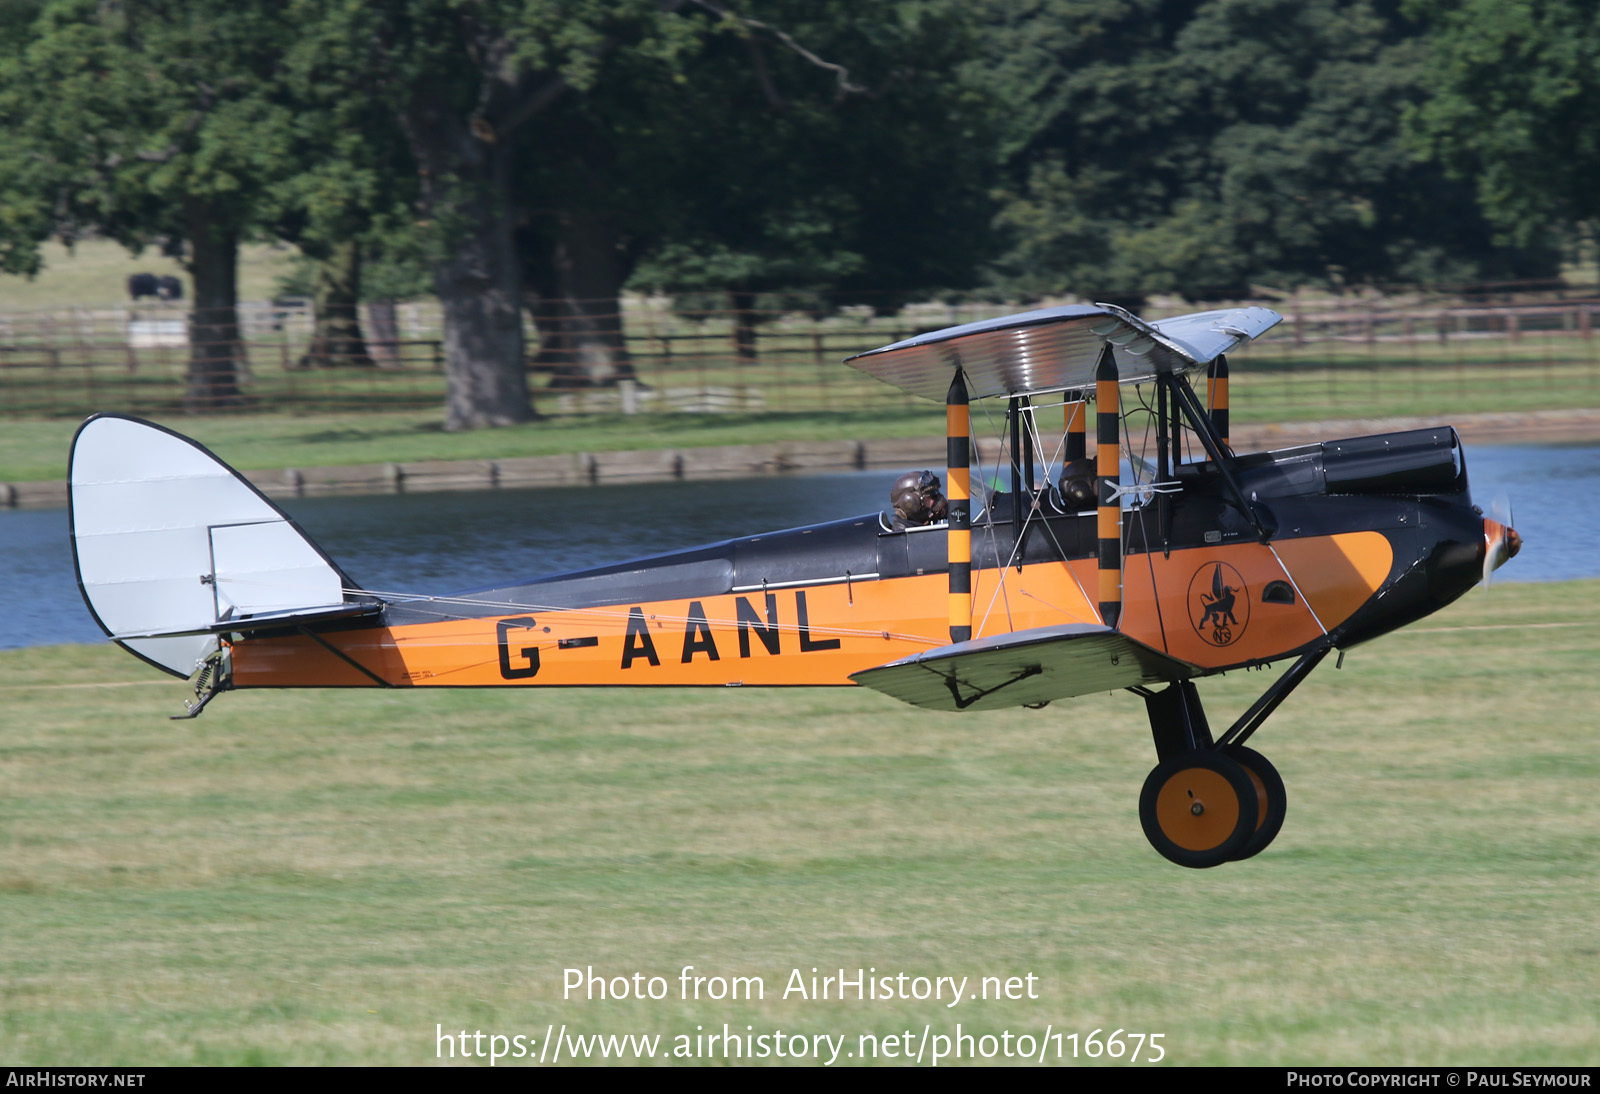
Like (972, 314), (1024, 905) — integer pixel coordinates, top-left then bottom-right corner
(1169, 373), (1271, 541)
(1008, 394), (1027, 568)
(1066, 393), (1088, 461)
(1207, 354), (1230, 447)
(943, 663), (1043, 710)
(1095, 344), (1122, 628)
(946, 370), (972, 643)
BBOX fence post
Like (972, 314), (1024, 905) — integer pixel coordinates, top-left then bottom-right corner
(79, 308), (95, 411)
(730, 291), (757, 365)
(813, 319), (829, 411)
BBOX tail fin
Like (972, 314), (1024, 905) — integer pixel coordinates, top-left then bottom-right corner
(70, 414), (375, 678)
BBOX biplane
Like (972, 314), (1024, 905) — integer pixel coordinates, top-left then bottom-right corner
(68, 303), (1520, 868)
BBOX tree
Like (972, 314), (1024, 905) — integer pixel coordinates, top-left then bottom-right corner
(298, 239), (376, 369)
(266, 40), (425, 371)
(291, 1), (980, 427)
(1406, 0), (1600, 252)
(521, 0), (996, 383)
(0, 0), (299, 406)
(0, 0), (51, 279)
(979, 0), (1557, 299)
(289, 1), (712, 429)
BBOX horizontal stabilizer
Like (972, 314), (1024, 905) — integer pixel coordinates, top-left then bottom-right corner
(70, 414), (370, 678)
(850, 624), (1194, 712)
(110, 602), (384, 641)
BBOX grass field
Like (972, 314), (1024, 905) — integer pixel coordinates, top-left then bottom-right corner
(2, 334), (1598, 433)
(3, 350), (1600, 484)
(1, 582), (1596, 1066)
(0, 240), (1597, 439)
(0, 408), (950, 484)
(4, 241), (1600, 481)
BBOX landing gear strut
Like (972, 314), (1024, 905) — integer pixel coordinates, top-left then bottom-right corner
(1135, 649), (1326, 867)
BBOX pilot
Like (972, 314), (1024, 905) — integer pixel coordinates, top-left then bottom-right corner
(1059, 458), (1097, 510)
(891, 470), (947, 530)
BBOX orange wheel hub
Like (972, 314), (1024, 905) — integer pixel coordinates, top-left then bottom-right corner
(1154, 766), (1244, 851)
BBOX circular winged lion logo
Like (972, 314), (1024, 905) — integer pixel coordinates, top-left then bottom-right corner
(1187, 561), (1250, 647)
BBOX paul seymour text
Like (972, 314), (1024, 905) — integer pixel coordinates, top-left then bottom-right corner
(563, 966), (1041, 1008)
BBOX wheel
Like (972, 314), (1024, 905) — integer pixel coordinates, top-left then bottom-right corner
(1139, 749), (1259, 868)
(1223, 745), (1287, 861)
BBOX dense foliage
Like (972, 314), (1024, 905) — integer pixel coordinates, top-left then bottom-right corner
(1405, 0), (1600, 248)
(0, 0), (1574, 425)
(980, 0), (1559, 299)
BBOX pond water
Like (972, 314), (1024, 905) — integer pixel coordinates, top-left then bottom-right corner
(4, 444), (1593, 650)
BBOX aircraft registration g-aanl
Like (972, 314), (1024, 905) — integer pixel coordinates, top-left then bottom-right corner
(69, 303), (1520, 868)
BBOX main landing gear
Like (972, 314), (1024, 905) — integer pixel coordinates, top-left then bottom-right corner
(1133, 649), (1326, 868)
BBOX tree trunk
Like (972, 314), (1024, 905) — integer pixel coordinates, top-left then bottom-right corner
(544, 208), (638, 388)
(363, 300), (401, 368)
(401, 103), (535, 430)
(301, 239), (375, 368)
(183, 199), (244, 408)
(731, 290), (758, 364)
(525, 288), (580, 387)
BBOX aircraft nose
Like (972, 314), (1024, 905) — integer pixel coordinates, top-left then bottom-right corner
(1483, 517), (1521, 576)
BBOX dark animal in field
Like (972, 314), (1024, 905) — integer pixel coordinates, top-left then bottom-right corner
(127, 273), (183, 301)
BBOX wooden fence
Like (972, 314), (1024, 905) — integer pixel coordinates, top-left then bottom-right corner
(4, 294), (1600, 419)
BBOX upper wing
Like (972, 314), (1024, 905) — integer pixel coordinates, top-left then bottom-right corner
(1147, 307), (1281, 366)
(844, 303), (1282, 402)
(849, 624), (1196, 712)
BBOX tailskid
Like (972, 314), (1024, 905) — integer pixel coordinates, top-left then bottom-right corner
(172, 647), (231, 720)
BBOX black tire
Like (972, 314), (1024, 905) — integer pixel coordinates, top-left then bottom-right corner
(1223, 745), (1287, 861)
(1139, 749), (1259, 868)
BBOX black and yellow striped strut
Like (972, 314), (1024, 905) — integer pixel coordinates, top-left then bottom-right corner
(1065, 392), (1087, 461)
(1095, 345), (1121, 629)
(946, 370), (971, 643)
(1208, 354), (1230, 448)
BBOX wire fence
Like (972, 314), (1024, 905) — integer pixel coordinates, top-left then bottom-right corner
(3, 291), (1600, 420)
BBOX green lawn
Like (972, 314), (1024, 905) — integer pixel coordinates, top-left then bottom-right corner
(0, 407), (949, 483)
(4, 344), (1600, 484)
(1, 581), (1596, 1065)
(4, 250), (1600, 485)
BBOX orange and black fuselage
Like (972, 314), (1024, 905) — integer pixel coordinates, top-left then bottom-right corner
(229, 428), (1487, 693)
